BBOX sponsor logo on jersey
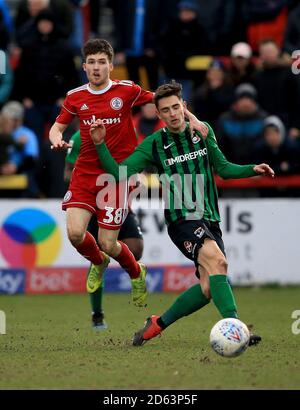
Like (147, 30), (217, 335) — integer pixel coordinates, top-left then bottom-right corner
(110, 97), (123, 110)
(80, 103), (89, 111)
(164, 148), (207, 166)
(184, 241), (193, 253)
(194, 226), (205, 239)
(83, 115), (121, 126)
(63, 190), (72, 202)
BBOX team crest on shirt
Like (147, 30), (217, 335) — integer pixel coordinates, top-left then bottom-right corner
(110, 97), (123, 110)
(184, 241), (193, 253)
(191, 131), (201, 144)
(194, 227), (205, 239)
(63, 190), (72, 202)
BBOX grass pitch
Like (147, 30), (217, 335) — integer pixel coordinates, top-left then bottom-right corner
(0, 288), (300, 389)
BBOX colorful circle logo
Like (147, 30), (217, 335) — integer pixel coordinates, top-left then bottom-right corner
(0, 208), (61, 267)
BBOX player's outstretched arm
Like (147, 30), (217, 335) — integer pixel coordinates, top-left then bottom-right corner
(205, 123), (275, 179)
(49, 122), (71, 151)
(90, 120), (155, 180)
(253, 163), (275, 177)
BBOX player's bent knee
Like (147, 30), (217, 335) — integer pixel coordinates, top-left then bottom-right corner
(203, 256), (228, 275)
(198, 249), (228, 274)
(98, 238), (117, 255)
(67, 229), (85, 246)
(214, 257), (228, 274)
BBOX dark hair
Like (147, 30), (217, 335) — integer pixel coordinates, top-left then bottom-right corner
(154, 80), (183, 107)
(82, 38), (114, 62)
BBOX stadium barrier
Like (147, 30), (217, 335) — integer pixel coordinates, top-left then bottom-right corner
(214, 174), (300, 189)
(0, 197), (299, 295)
(143, 174), (300, 189)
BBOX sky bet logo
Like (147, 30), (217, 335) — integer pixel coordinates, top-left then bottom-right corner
(164, 148), (207, 166)
(83, 115), (121, 126)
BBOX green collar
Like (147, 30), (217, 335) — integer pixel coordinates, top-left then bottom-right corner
(165, 122), (190, 138)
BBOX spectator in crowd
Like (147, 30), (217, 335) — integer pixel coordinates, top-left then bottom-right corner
(193, 60), (234, 130)
(12, 9), (79, 142)
(283, 3), (300, 55)
(133, 103), (165, 145)
(218, 83), (267, 164)
(15, 0), (74, 41)
(0, 59), (13, 109)
(254, 115), (299, 175)
(241, 0), (289, 52)
(160, 0), (241, 55)
(254, 114), (299, 197)
(228, 42), (256, 86)
(253, 39), (300, 137)
(208, 0), (244, 55)
(37, 139), (68, 198)
(160, 0), (212, 99)
(132, 103), (165, 175)
(1, 101), (40, 197)
(109, 0), (161, 91)
(0, 114), (22, 176)
(68, 0), (92, 55)
(0, 0), (12, 50)
(88, 0), (102, 38)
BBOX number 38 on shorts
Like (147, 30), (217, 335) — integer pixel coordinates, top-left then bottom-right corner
(100, 206), (127, 229)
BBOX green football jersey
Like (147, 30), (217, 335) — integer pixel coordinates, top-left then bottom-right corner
(65, 130), (81, 165)
(96, 123), (256, 225)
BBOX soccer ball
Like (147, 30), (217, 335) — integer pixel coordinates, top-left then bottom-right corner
(210, 318), (250, 358)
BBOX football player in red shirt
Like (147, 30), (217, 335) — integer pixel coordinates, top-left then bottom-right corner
(49, 39), (153, 307)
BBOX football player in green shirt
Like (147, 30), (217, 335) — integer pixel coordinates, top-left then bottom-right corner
(89, 81), (274, 345)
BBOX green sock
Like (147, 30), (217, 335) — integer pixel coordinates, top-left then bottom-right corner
(160, 284), (210, 328)
(89, 285), (104, 314)
(209, 274), (238, 318)
(88, 263), (106, 315)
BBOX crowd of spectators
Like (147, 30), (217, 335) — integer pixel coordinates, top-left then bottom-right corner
(1, 0), (300, 198)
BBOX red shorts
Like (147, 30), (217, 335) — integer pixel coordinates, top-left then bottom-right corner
(62, 168), (129, 230)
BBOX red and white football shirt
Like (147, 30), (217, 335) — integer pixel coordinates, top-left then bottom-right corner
(57, 79), (153, 228)
(56, 79), (153, 175)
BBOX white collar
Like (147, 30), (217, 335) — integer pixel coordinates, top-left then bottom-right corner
(87, 79), (112, 94)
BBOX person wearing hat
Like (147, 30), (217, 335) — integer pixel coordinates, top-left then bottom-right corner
(218, 83), (267, 165)
(15, 0), (73, 41)
(177, 0), (199, 14)
(0, 101), (39, 196)
(229, 42), (256, 86)
(254, 115), (299, 178)
(254, 39), (300, 139)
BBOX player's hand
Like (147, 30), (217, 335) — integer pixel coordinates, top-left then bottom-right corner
(90, 119), (106, 145)
(253, 163), (275, 177)
(184, 107), (208, 138)
(50, 138), (72, 151)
